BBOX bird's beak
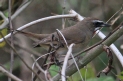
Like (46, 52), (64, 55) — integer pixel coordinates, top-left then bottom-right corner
(95, 23), (110, 31)
(100, 23), (111, 27)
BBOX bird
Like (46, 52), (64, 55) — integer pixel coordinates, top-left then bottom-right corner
(17, 17), (110, 81)
(17, 17), (110, 58)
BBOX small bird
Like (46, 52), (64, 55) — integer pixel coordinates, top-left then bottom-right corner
(17, 17), (110, 58)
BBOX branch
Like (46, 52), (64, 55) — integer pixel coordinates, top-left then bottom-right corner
(52, 10), (123, 81)
(53, 23), (123, 81)
(0, 66), (22, 81)
(56, 29), (84, 81)
(61, 43), (74, 81)
(8, 0), (14, 81)
(96, 30), (123, 67)
(70, 9), (123, 67)
(0, 32), (43, 81)
(0, 0), (32, 29)
(0, 14), (77, 43)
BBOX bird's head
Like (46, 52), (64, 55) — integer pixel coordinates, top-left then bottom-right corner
(83, 17), (111, 31)
(92, 20), (110, 27)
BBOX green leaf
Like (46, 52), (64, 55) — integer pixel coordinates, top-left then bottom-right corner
(0, 28), (8, 47)
(87, 76), (114, 81)
(117, 71), (123, 80)
(49, 65), (59, 76)
(71, 64), (96, 81)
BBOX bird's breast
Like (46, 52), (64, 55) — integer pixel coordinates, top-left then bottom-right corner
(56, 31), (93, 59)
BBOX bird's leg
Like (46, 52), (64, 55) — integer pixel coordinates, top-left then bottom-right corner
(33, 46), (52, 81)
(47, 34), (58, 64)
(49, 34), (63, 66)
(33, 34), (56, 81)
(42, 46), (52, 69)
(50, 32), (65, 66)
(42, 35), (59, 69)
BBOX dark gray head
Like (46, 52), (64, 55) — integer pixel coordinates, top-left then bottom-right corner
(82, 17), (110, 31)
(84, 17), (110, 27)
(92, 20), (110, 27)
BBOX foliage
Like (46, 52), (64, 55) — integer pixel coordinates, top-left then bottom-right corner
(87, 76), (115, 81)
(0, 28), (7, 47)
(117, 71), (123, 80)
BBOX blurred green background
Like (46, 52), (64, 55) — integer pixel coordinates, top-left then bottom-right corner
(0, 0), (123, 81)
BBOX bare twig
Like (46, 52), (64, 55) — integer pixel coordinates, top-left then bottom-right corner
(84, 66), (88, 81)
(96, 30), (123, 67)
(53, 23), (123, 81)
(8, 0), (14, 81)
(44, 70), (53, 81)
(97, 45), (113, 77)
(0, 11), (8, 27)
(70, 9), (123, 67)
(0, 66), (22, 81)
(106, 4), (123, 23)
(62, 43), (74, 81)
(52, 10), (123, 81)
(121, 44), (123, 49)
(47, 70), (53, 81)
(31, 55), (45, 73)
(0, 0), (32, 29)
(98, 56), (116, 76)
(31, 55), (45, 81)
(56, 29), (84, 81)
(62, 0), (66, 29)
(69, 9), (85, 21)
(56, 29), (68, 47)
(31, 50), (56, 81)
(0, 14), (77, 43)
(110, 11), (123, 26)
(0, 32), (43, 81)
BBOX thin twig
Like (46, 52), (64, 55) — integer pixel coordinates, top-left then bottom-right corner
(106, 3), (123, 23)
(31, 50), (56, 81)
(8, 0), (14, 81)
(0, 11), (8, 27)
(31, 55), (45, 73)
(84, 66), (88, 81)
(31, 55), (45, 81)
(53, 24), (123, 81)
(62, 0), (66, 29)
(98, 57), (116, 76)
(44, 70), (53, 81)
(93, 3), (123, 39)
(46, 70), (53, 81)
(0, 0), (32, 29)
(62, 44), (74, 81)
(70, 9), (123, 67)
(52, 9), (123, 80)
(0, 14), (77, 43)
(96, 30), (123, 67)
(0, 32), (43, 81)
(56, 29), (84, 81)
(0, 66), (22, 81)
(69, 9), (85, 21)
(56, 29), (68, 47)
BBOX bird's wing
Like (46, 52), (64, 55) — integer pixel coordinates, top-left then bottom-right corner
(33, 26), (87, 47)
(33, 27), (86, 47)
(60, 27), (86, 44)
(33, 34), (58, 47)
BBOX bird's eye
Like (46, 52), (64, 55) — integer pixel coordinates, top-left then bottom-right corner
(94, 22), (103, 27)
(92, 20), (104, 27)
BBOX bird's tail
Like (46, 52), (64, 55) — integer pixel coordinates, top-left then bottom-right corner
(16, 30), (49, 42)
